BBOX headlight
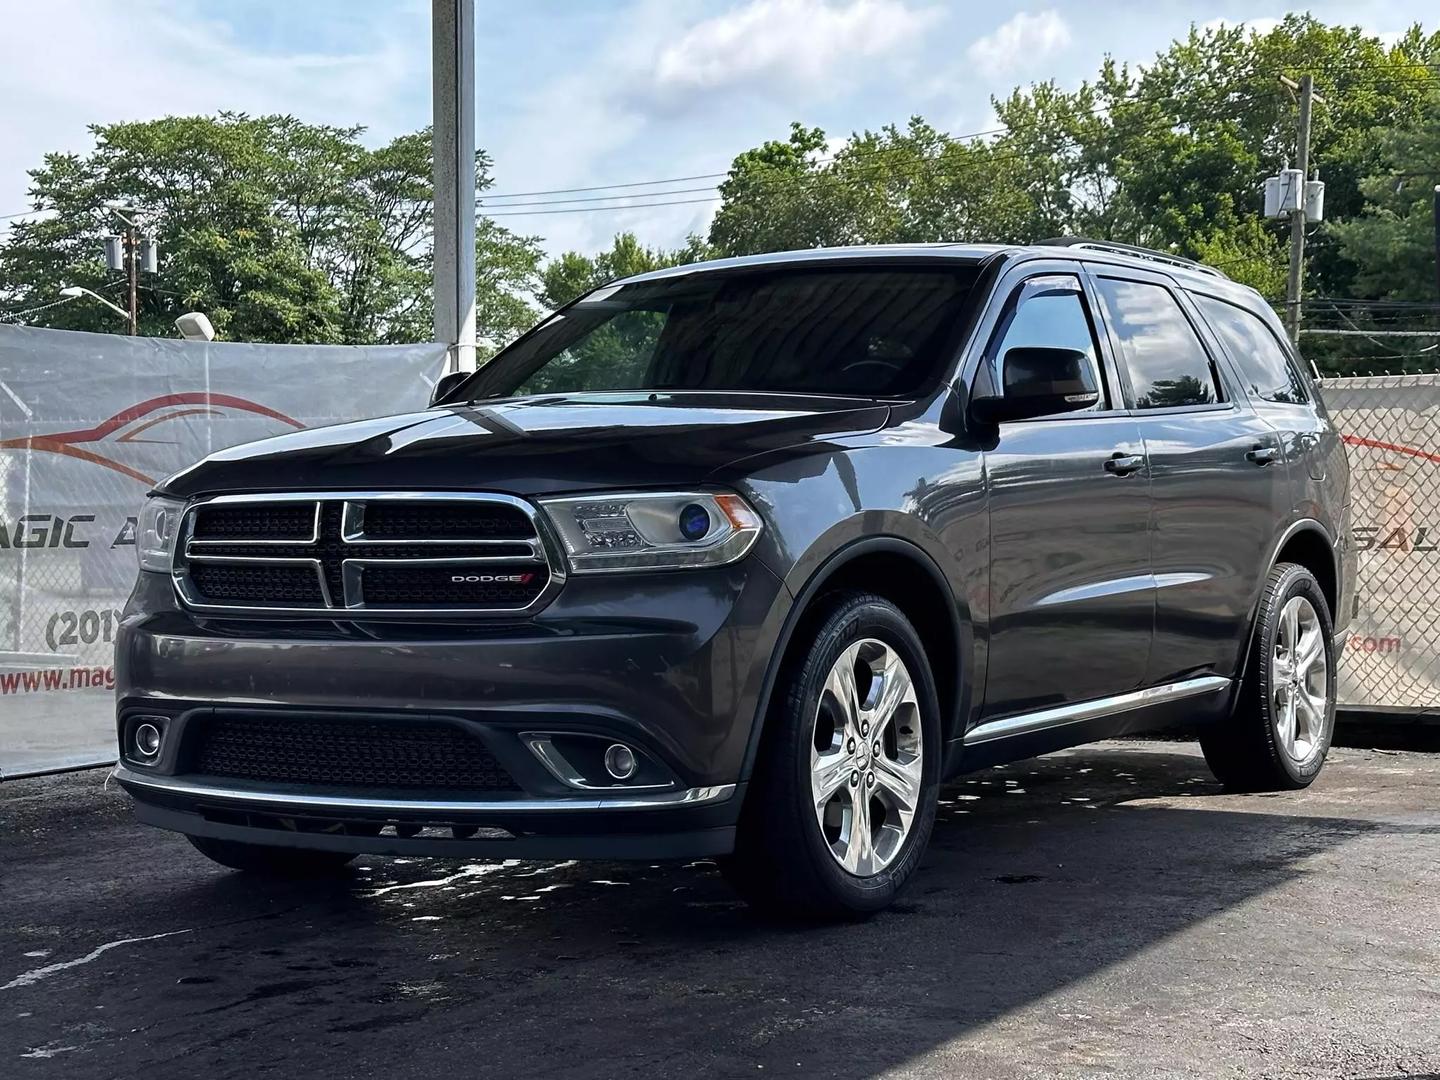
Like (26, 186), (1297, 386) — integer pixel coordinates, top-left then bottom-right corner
(137, 495), (185, 573)
(538, 491), (762, 573)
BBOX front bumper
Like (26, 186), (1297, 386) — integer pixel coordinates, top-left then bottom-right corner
(115, 558), (787, 861)
(116, 766), (742, 860)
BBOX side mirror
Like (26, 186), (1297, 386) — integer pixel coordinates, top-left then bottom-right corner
(430, 370), (470, 407)
(970, 347), (1100, 424)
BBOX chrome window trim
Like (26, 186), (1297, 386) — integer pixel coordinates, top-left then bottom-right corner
(114, 765), (733, 812)
(964, 675), (1231, 745)
(171, 491), (566, 619)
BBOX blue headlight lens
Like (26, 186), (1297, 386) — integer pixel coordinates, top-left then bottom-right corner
(678, 503), (711, 541)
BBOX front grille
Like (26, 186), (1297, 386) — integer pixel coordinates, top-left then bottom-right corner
(192, 504), (315, 541)
(190, 714), (521, 793)
(358, 501), (534, 540)
(360, 564), (547, 608)
(189, 562), (325, 605)
(175, 494), (555, 615)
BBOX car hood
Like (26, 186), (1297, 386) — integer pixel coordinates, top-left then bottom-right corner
(159, 392), (890, 498)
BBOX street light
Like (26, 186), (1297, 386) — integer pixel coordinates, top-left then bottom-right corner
(174, 311), (215, 342)
(58, 285), (130, 321)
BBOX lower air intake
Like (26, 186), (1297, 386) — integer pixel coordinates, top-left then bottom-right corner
(189, 714), (521, 794)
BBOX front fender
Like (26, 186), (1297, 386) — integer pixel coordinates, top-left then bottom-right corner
(726, 440), (988, 782)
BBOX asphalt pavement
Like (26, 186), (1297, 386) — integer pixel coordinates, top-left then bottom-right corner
(3, 739), (1437, 1079)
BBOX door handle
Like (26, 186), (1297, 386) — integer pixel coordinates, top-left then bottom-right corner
(1246, 445), (1280, 466)
(1104, 453), (1144, 476)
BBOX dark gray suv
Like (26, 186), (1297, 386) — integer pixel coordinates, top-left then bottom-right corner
(115, 240), (1352, 917)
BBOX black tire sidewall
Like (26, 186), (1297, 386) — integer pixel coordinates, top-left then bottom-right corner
(780, 593), (941, 911)
(1251, 564), (1336, 785)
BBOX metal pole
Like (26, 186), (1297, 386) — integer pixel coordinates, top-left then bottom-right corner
(1284, 74), (1313, 344)
(431, 0), (477, 374)
(126, 224), (139, 336)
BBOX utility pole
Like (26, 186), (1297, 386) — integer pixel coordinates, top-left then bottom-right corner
(102, 206), (156, 335)
(125, 222), (138, 336)
(431, 0), (477, 374)
(1283, 74), (1314, 344)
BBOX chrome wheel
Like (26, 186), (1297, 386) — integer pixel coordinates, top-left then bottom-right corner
(810, 638), (923, 876)
(1272, 596), (1329, 762)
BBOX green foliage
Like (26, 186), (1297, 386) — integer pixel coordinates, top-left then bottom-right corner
(0, 114), (543, 345)
(539, 231), (712, 309)
(701, 14), (1440, 332)
(1330, 87), (1440, 302)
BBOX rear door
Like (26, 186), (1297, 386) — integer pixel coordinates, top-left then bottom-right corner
(1088, 269), (1292, 686)
(1190, 289), (1332, 506)
(975, 263), (1154, 719)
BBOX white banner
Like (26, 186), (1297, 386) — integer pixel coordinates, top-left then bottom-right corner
(0, 325), (447, 774)
(1319, 374), (1440, 713)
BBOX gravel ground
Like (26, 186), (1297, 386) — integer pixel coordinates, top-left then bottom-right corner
(2, 739), (1437, 1080)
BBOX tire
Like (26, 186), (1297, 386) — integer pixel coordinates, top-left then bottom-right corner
(187, 835), (356, 877)
(1200, 562), (1336, 792)
(723, 590), (941, 919)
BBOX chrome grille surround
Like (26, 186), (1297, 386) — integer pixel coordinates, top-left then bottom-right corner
(172, 491), (565, 617)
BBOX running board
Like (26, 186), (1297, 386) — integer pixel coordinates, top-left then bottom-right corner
(964, 676), (1232, 746)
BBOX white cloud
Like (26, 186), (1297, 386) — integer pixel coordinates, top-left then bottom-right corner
(0, 0), (426, 226)
(650, 0), (942, 101)
(965, 10), (1072, 78)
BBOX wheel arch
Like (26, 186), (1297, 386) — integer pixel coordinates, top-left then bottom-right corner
(1272, 521), (1338, 621)
(738, 536), (971, 784)
(1232, 518), (1338, 692)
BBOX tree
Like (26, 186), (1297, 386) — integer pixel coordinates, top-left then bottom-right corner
(539, 231), (711, 309)
(704, 15), (1440, 314)
(1330, 87), (1440, 302)
(0, 114), (543, 347)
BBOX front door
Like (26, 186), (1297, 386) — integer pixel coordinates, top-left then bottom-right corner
(977, 268), (1155, 720)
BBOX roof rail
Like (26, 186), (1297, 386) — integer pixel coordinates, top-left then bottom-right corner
(1037, 236), (1229, 280)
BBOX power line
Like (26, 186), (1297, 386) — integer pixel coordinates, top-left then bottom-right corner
(481, 171), (732, 202)
(478, 61), (1440, 207)
(487, 195), (722, 218)
(481, 122), (1016, 207)
(478, 70), (1440, 218)
(478, 100), (1181, 218)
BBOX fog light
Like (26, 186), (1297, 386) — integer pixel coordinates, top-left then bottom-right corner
(603, 743), (638, 781)
(133, 722), (163, 760)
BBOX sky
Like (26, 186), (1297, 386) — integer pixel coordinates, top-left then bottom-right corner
(0, 0), (1431, 259)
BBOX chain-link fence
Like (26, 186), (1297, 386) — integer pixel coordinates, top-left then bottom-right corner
(1319, 373), (1440, 712)
(0, 325), (446, 775)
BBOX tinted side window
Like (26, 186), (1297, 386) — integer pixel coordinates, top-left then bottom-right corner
(1194, 295), (1308, 404)
(986, 275), (1107, 410)
(1094, 277), (1220, 410)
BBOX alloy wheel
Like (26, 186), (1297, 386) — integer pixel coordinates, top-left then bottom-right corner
(1271, 595), (1329, 762)
(810, 638), (923, 876)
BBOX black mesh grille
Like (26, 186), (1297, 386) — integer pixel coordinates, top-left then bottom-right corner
(360, 502), (535, 541)
(360, 564), (548, 608)
(192, 504), (315, 540)
(180, 496), (551, 613)
(190, 714), (520, 793)
(189, 562), (324, 606)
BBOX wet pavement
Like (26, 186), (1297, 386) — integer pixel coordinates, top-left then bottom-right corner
(3, 740), (1438, 1079)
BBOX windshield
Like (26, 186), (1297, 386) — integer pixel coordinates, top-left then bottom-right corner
(456, 266), (978, 401)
